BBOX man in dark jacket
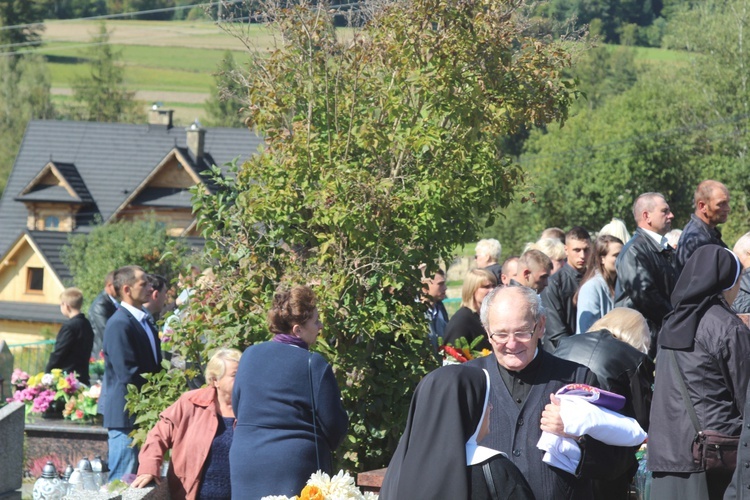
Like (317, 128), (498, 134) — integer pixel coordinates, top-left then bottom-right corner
(469, 286), (636, 500)
(101, 266), (159, 481)
(88, 271), (118, 359)
(46, 287), (94, 385)
(615, 192), (677, 352)
(541, 226), (591, 351)
(676, 180), (730, 274)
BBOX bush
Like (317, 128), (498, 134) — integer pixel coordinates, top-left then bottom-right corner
(127, 0), (575, 471)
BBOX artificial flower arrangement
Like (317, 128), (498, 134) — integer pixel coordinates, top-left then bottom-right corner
(261, 470), (378, 500)
(63, 382), (101, 422)
(89, 352), (105, 381)
(439, 335), (491, 364)
(7, 368), (98, 422)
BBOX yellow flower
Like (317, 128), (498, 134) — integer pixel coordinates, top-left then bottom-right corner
(57, 378), (70, 391)
(480, 349), (491, 357)
(51, 368), (63, 377)
(28, 374), (43, 387)
(299, 485), (324, 500)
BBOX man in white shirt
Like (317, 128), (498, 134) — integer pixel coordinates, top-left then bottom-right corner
(614, 192), (678, 354)
(100, 266), (160, 481)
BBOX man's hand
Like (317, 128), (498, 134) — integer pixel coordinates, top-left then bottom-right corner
(131, 473), (161, 488)
(540, 393), (579, 438)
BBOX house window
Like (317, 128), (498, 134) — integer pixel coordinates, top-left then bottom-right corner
(44, 216), (60, 229)
(26, 267), (44, 293)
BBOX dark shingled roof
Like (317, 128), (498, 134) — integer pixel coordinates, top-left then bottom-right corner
(16, 162), (93, 204)
(0, 301), (65, 324)
(132, 187), (193, 208)
(0, 120), (262, 256)
(27, 230), (74, 284)
(53, 162), (94, 203)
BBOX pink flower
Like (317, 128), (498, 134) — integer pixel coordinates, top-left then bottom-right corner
(31, 389), (56, 413)
(63, 373), (80, 394)
(75, 409), (84, 419)
(11, 369), (29, 387)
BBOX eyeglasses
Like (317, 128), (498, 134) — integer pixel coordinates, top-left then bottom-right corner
(488, 322), (537, 343)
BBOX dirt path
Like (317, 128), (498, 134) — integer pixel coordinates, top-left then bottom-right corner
(43, 19), (266, 50)
(51, 87), (209, 104)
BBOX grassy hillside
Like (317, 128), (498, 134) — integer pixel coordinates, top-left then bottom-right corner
(37, 20), (269, 124)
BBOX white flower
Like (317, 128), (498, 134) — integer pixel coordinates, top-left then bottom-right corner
(306, 470), (374, 500)
(41, 373), (54, 386)
(261, 470), (378, 500)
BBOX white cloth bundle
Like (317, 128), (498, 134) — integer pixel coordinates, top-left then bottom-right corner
(536, 394), (647, 474)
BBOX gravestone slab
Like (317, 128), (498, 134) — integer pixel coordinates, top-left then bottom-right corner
(0, 401), (25, 496)
(0, 340), (12, 403)
(25, 419), (108, 471)
(63, 480), (169, 500)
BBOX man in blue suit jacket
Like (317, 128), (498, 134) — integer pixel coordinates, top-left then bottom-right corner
(100, 265), (161, 481)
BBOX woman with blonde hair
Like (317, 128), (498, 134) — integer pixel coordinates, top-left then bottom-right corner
(555, 308), (653, 430)
(133, 347), (242, 499)
(528, 238), (567, 275)
(554, 307), (654, 499)
(443, 269), (497, 351)
(599, 218), (631, 245)
(588, 307), (650, 354)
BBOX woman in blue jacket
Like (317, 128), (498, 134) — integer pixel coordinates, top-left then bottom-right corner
(230, 285), (348, 499)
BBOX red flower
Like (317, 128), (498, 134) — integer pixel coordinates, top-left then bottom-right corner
(440, 345), (468, 363)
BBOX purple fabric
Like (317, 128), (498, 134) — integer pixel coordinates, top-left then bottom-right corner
(555, 383), (626, 412)
(271, 334), (309, 350)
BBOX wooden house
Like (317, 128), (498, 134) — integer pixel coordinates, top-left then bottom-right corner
(0, 110), (260, 342)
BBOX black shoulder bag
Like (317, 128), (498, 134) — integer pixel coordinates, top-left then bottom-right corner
(668, 349), (738, 473)
(308, 355), (321, 471)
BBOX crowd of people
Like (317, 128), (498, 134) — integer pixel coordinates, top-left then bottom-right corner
(420, 179), (750, 499)
(41, 178), (750, 499)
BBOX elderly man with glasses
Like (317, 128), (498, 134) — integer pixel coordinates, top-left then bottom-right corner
(468, 286), (636, 500)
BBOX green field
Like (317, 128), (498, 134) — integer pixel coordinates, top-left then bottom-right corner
(35, 20), (276, 124)
(41, 43), (249, 92)
(33, 20), (692, 126)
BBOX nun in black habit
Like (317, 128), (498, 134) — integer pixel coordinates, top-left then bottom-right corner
(380, 364), (535, 500)
(647, 245), (750, 500)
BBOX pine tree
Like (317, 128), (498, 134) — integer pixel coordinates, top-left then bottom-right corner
(0, 0), (45, 54)
(70, 23), (141, 123)
(204, 51), (245, 128)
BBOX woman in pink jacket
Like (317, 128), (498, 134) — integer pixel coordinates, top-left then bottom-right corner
(132, 348), (241, 499)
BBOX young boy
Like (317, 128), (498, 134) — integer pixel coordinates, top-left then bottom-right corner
(45, 287), (95, 385)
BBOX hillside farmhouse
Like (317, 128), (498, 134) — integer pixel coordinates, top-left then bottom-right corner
(0, 109), (260, 343)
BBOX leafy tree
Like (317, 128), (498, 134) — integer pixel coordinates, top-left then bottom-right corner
(0, 54), (55, 195)
(530, 0), (663, 45)
(0, 0), (45, 53)
(121, 0), (176, 20)
(490, 66), (710, 249)
(42, 0), (107, 19)
(661, 0), (750, 243)
(569, 45), (638, 111)
(61, 218), (188, 310)
(127, 0), (576, 471)
(69, 23), (141, 123)
(204, 51), (245, 128)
